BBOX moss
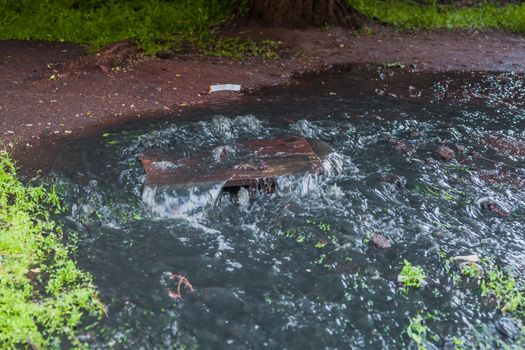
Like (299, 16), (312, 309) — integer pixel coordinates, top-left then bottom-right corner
(406, 314), (429, 350)
(0, 151), (104, 348)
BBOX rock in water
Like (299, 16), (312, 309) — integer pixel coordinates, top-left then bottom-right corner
(386, 138), (413, 153)
(436, 145), (455, 161)
(477, 197), (510, 217)
(496, 318), (520, 339)
(371, 234), (392, 249)
(379, 174), (407, 189)
(485, 137), (525, 156)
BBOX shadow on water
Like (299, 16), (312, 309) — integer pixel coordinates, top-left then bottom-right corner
(53, 66), (525, 349)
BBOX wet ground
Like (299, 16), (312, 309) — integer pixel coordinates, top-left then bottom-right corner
(4, 26), (525, 175)
(52, 66), (524, 349)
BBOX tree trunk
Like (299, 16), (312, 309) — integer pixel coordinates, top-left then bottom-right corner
(248, 0), (362, 28)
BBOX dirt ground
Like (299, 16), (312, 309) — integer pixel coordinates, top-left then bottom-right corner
(2, 25), (525, 172)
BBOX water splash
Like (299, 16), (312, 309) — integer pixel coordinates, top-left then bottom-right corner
(142, 183), (224, 217)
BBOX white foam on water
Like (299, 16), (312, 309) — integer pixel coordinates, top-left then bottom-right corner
(142, 183), (224, 218)
(290, 119), (323, 138)
(150, 161), (180, 171)
(322, 152), (344, 176)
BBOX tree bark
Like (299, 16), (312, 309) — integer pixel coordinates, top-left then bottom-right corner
(248, 0), (362, 28)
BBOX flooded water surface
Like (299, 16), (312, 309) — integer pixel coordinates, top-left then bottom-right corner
(53, 66), (525, 349)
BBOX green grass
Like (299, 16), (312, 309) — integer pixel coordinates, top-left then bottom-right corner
(406, 314), (429, 350)
(398, 259), (427, 292)
(0, 151), (104, 348)
(348, 0), (525, 33)
(3, 1), (523, 58)
(454, 257), (525, 318)
(0, 0), (261, 56)
(480, 266), (525, 318)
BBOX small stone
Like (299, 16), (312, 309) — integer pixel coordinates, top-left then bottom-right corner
(371, 233), (392, 249)
(452, 254), (479, 263)
(335, 261), (360, 274)
(156, 49), (176, 60)
(387, 138), (413, 153)
(436, 146), (455, 161)
(409, 130), (421, 138)
(496, 318), (520, 339)
(477, 198), (509, 217)
(379, 175), (407, 189)
(486, 137), (525, 156)
(486, 202), (509, 217)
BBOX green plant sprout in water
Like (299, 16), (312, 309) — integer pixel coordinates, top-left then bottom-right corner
(406, 314), (429, 350)
(460, 262), (483, 279)
(0, 152), (104, 348)
(449, 254), (525, 318)
(415, 183), (473, 204)
(398, 259), (427, 292)
(481, 266), (525, 318)
(306, 219), (331, 232)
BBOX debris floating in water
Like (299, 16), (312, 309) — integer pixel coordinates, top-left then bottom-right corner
(168, 274), (194, 300)
(436, 145), (456, 161)
(371, 233), (392, 249)
(476, 197), (510, 217)
(452, 254), (480, 263)
(209, 84), (242, 94)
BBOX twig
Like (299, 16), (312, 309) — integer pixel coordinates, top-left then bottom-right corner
(169, 274), (194, 300)
(459, 154), (518, 170)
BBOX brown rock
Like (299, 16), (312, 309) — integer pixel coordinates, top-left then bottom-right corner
(485, 137), (525, 156)
(387, 138), (413, 153)
(436, 145), (455, 161)
(335, 261), (360, 274)
(371, 233), (392, 249)
(409, 130), (421, 138)
(478, 198), (509, 217)
(478, 170), (525, 189)
(486, 202), (510, 217)
(379, 174), (407, 189)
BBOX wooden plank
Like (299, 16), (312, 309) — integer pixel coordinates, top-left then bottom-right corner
(139, 136), (335, 189)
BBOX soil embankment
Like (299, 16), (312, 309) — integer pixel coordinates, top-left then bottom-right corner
(2, 25), (525, 172)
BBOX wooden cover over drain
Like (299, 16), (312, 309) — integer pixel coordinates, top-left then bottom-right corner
(139, 136), (335, 189)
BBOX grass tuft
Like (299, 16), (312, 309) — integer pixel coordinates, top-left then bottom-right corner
(348, 0), (525, 33)
(480, 265), (525, 318)
(406, 314), (429, 350)
(0, 151), (104, 348)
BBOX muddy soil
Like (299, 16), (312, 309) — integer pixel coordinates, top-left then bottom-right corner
(2, 25), (525, 173)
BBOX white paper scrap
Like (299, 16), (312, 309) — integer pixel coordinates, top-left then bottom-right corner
(209, 84), (242, 93)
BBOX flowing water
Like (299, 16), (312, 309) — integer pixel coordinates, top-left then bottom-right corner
(53, 66), (525, 349)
